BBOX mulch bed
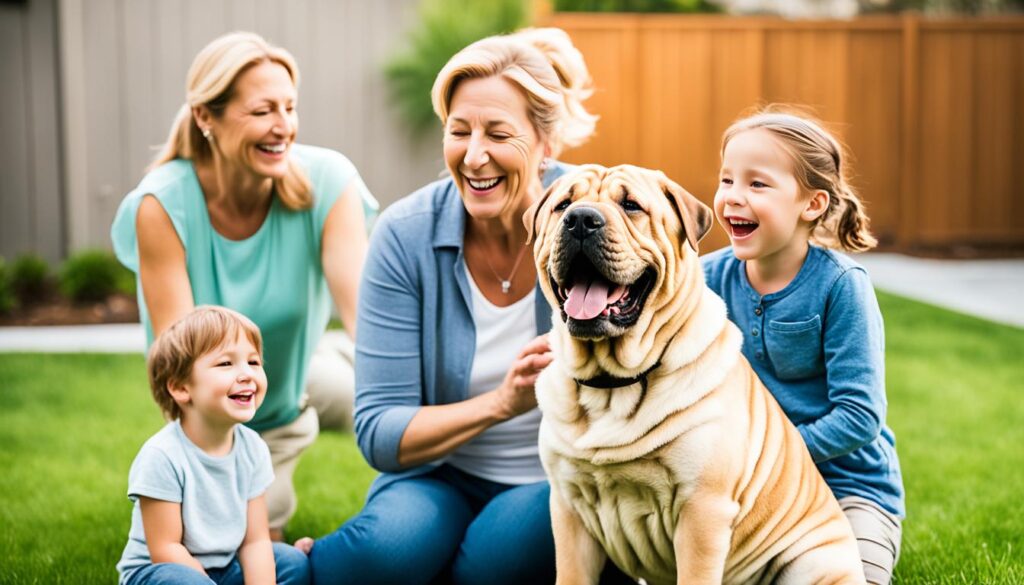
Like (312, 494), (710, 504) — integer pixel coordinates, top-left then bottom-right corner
(0, 292), (139, 326)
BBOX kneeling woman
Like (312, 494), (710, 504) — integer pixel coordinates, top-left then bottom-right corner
(307, 29), (632, 585)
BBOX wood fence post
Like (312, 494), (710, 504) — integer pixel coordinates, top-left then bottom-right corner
(900, 12), (920, 248)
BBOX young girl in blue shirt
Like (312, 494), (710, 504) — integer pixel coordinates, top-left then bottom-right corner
(702, 111), (905, 585)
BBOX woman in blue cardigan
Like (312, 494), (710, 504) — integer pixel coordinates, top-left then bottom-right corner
(304, 29), (632, 585)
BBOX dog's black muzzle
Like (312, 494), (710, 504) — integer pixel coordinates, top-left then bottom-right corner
(563, 206), (606, 241)
(555, 207), (609, 283)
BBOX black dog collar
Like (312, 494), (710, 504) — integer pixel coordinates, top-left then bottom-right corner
(575, 362), (661, 392)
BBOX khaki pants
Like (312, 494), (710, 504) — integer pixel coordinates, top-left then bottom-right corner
(840, 496), (903, 585)
(305, 330), (356, 432)
(258, 331), (356, 531)
(259, 405), (319, 532)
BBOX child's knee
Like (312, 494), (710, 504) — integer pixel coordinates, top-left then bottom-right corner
(131, 563), (215, 585)
(273, 542), (311, 585)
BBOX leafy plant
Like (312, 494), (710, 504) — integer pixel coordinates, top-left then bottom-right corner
(11, 253), (50, 302)
(385, 0), (528, 136)
(59, 249), (135, 303)
(554, 0), (722, 13)
(0, 257), (16, 313)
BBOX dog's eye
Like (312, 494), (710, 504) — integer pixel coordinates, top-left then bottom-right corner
(621, 200), (643, 213)
(553, 199), (572, 212)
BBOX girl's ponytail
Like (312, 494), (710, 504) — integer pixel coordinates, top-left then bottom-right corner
(818, 180), (877, 252)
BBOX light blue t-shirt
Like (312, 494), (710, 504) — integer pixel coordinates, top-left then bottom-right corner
(116, 420), (274, 584)
(111, 145), (377, 431)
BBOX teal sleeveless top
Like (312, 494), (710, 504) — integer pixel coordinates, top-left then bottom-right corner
(111, 145), (377, 431)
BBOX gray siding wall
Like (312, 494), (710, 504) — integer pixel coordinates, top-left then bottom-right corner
(0, 0), (64, 263)
(57, 0), (444, 254)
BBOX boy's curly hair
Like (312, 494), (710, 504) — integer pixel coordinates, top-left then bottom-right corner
(147, 306), (263, 420)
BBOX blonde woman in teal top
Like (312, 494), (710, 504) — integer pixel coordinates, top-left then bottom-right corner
(111, 32), (376, 540)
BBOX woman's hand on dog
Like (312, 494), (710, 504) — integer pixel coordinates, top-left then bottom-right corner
(494, 334), (553, 420)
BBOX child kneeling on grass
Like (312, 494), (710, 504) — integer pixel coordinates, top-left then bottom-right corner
(703, 110), (905, 584)
(116, 306), (310, 585)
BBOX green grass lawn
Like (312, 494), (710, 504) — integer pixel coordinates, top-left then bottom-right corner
(1, 291), (1021, 584)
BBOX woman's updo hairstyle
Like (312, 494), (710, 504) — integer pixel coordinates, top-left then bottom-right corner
(151, 31), (313, 209)
(431, 27), (597, 158)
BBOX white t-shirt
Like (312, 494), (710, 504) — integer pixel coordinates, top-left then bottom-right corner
(446, 263), (547, 485)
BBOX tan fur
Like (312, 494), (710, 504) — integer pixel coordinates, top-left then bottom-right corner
(529, 165), (865, 585)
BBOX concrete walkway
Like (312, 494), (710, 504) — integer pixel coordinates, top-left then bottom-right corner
(0, 253), (1020, 353)
(856, 253), (1024, 328)
(0, 323), (146, 353)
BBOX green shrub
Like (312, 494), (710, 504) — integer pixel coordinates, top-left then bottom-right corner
(11, 253), (50, 302)
(0, 257), (16, 313)
(384, 0), (528, 136)
(554, 0), (721, 13)
(59, 250), (134, 303)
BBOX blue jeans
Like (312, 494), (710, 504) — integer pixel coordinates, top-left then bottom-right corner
(309, 464), (634, 585)
(126, 542), (310, 585)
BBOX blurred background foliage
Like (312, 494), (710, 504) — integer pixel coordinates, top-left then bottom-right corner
(554, 0), (722, 13)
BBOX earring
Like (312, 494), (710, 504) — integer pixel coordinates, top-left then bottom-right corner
(202, 128), (213, 141)
(538, 157), (550, 178)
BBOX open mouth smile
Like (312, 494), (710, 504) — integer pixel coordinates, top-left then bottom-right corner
(228, 390), (257, 406)
(465, 176), (504, 194)
(728, 218), (759, 238)
(550, 255), (655, 329)
(256, 143), (287, 156)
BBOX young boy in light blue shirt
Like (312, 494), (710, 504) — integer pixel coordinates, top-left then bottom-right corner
(116, 306), (310, 585)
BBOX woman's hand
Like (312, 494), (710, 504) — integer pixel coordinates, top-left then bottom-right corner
(493, 334), (553, 421)
(395, 335), (554, 468)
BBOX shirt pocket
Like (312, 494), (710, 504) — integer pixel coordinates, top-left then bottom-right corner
(765, 315), (824, 380)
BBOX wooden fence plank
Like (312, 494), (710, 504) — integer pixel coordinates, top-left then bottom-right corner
(972, 33), (1016, 242)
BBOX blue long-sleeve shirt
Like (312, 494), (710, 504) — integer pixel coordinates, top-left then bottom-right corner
(703, 246), (905, 517)
(353, 164), (570, 496)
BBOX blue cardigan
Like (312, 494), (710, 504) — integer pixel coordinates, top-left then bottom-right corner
(703, 246), (905, 518)
(353, 164), (571, 493)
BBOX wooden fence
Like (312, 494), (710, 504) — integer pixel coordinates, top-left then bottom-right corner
(540, 13), (1024, 253)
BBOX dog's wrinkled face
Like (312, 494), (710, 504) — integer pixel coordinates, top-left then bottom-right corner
(527, 164), (712, 340)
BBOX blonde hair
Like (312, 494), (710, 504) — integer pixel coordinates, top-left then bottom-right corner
(150, 31), (313, 210)
(147, 306), (263, 420)
(722, 109), (877, 252)
(431, 27), (597, 158)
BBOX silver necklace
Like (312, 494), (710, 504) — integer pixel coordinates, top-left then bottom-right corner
(482, 244), (530, 294)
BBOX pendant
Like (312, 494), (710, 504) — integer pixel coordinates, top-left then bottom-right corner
(501, 280), (511, 294)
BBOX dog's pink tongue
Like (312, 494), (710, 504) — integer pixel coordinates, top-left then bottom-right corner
(564, 280), (611, 320)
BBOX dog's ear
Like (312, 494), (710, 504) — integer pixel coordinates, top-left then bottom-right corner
(660, 174), (713, 254)
(524, 177), (563, 245)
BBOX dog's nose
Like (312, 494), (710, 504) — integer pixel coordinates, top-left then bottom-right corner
(563, 207), (605, 240)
